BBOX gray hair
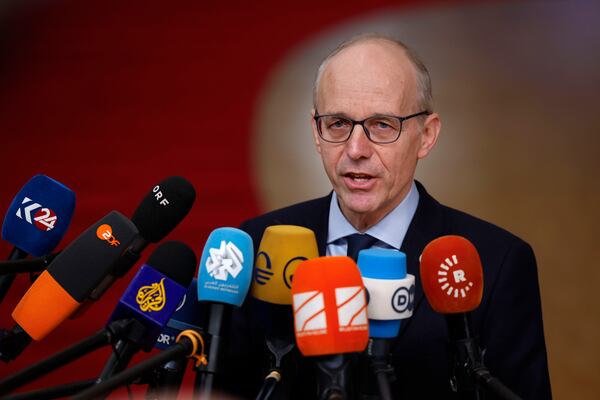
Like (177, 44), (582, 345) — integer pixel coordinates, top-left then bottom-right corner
(312, 33), (433, 113)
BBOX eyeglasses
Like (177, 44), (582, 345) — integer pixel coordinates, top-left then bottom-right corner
(314, 111), (430, 144)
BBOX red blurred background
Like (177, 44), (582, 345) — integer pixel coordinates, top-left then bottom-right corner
(1, 0), (599, 399)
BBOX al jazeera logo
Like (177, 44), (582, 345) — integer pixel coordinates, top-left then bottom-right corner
(136, 278), (167, 312)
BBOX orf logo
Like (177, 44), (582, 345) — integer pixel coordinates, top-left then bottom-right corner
(15, 197), (57, 231)
(437, 254), (474, 298)
(136, 278), (167, 312)
(96, 224), (121, 247)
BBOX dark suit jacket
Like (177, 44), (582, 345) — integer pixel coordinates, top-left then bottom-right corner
(223, 182), (551, 399)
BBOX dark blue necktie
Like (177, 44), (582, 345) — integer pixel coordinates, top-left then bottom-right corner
(345, 233), (378, 262)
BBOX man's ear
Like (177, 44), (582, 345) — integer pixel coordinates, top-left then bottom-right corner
(417, 112), (441, 159)
(311, 109), (322, 155)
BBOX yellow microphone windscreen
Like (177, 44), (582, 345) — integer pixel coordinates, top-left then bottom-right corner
(250, 225), (318, 305)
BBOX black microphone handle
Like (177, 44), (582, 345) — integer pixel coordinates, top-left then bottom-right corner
(0, 379), (96, 400)
(145, 357), (187, 400)
(0, 247), (28, 302)
(0, 253), (58, 275)
(97, 338), (140, 382)
(255, 371), (281, 400)
(194, 303), (231, 400)
(473, 368), (523, 400)
(367, 338), (394, 400)
(0, 319), (134, 395)
(446, 313), (484, 400)
(72, 339), (193, 400)
(315, 354), (356, 400)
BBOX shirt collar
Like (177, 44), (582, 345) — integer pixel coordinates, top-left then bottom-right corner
(327, 181), (419, 250)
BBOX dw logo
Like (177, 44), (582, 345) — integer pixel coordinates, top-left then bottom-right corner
(292, 290), (327, 336)
(392, 284), (415, 313)
(335, 286), (368, 332)
(15, 197), (57, 231)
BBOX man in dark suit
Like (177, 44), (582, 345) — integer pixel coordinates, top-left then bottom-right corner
(225, 34), (551, 399)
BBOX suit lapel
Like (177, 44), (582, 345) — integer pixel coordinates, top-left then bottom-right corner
(310, 193), (332, 257)
(397, 181), (446, 339)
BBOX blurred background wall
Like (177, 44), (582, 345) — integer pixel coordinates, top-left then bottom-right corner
(0, 0), (598, 398)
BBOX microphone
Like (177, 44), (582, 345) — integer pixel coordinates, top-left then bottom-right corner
(89, 176), (196, 299)
(148, 279), (208, 400)
(420, 235), (521, 400)
(99, 241), (197, 379)
(0, 211), (139, 362)
(250, 225), (318, 400)
(0, 174), (75, 301)
(357, 248), (415, 400)
(0, 241), (195, 394)
(195, 227), (254, 399)
(292, 256), (368, 400)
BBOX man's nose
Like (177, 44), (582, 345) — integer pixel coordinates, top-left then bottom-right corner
(345, 124), (373, 159)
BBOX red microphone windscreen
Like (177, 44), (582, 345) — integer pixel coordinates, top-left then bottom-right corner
(420, 235), (483, 314)
(291, 256), (368, 356)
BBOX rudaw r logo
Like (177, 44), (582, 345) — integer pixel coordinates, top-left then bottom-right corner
(205, 240), (244, 281)
(436, 254), (475, 299)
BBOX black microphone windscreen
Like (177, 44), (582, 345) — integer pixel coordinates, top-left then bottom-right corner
(147, 241), (197, 287)
(131, 176), (196, 243)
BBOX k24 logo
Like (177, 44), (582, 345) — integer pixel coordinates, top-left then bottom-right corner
(15, 197), (57, 231)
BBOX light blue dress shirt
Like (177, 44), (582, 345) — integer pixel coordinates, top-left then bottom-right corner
(326, 181), (419, 256)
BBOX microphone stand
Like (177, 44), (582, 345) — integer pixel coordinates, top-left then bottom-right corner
(145, 357), (188, 400)
(255, 337), (295, 400)
(315, 354), (355, 400)
(0, 319), (143, 395)
(0, 379), (96, 400)
(72, 329), (207, 400)
(0, 253), (57, 275)
(447, 314), (522, 400)
(0, 248), (28, 303)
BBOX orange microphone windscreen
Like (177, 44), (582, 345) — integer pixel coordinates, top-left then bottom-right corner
(12, 270), (80, 340)
(420, 235), (483, 314)
(291, 256), (368, 356)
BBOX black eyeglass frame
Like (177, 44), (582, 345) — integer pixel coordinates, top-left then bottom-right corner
(313, 110), (431, 144)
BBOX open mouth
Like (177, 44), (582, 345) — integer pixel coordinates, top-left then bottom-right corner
(344, 172), (374, 182)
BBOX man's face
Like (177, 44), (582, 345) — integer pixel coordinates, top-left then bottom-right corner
(312, 40), (440, 230)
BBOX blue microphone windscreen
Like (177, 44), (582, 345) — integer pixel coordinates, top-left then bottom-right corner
(197, 227), (253, 306)
(108, 264), (188, 350)
(357, 248), (412, 338)
(2, 175), (75, 257)
(155, 279), (208, 350)
(357, 248), (406, 279)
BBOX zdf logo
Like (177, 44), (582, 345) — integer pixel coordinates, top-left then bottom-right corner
(96, 224), (121, 247)
(15, 197), (58, 231)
